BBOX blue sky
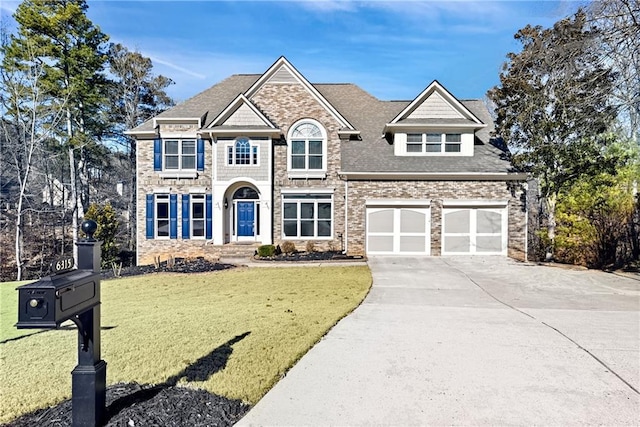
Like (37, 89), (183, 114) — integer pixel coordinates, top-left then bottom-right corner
(1, 1), (584, 103)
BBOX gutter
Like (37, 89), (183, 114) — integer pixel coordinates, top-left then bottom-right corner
(339, 171), (529, 181)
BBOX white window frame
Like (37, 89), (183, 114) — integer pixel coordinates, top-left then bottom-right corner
(282, 193), (333, 239)
(226, 137), (259, 166)
(164, 139), (196, 171)
(405, 132), (462, 154)
(190, 194), (206, 239)
(287, 119), (327, 178)
(155, 194), (170, 239)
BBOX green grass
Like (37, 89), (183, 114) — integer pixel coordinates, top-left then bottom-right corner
(0, 266), (371, 423)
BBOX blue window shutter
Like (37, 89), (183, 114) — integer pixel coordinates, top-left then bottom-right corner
(154, 138), (162, 171)
(170, 194), (178, 239)
(182, 194), (190, 239)
(206, 194), (213, 239)
(197, 138), (205, 171)
(146, 194), (154, 239)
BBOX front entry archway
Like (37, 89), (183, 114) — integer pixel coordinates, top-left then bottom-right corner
(231, 186), (259, 242)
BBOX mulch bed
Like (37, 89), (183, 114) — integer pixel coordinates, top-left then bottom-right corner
(255, 250), (363, 262)
(3, 382), (250, 427)
(101, 257), (235, 280)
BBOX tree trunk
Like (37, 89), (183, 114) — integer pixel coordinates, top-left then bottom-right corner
(545, 192), (558, 261)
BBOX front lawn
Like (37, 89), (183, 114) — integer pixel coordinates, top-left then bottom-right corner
(0, 266), (371, 424)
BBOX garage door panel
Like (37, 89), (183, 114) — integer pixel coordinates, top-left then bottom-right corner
(444, 210), (470, 233)
(368, 209), (394, 233)
(400, 210), (426, 233)
(369, 235), (394, 252)
(444, 236), (471, 253)
(442, 206), (506, 255)
(476, 236), (502, 252)
(400, 236), (426, 253)
(477, 210), (502, 234)
(366, 206), (430, 255)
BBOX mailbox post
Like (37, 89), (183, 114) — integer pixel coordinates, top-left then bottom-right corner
(16, 220), (106, 427)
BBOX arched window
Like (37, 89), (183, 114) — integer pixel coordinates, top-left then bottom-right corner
(227, 137), (258, 166)
(287, 119), (327, 177)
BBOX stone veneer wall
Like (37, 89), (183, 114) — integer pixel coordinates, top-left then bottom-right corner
(251, 83), (346, 252)
(346, 180), (527, 260)
(136, 128), (217, 266)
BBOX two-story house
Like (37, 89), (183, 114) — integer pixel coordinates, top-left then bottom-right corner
(127, 57), (527, 266)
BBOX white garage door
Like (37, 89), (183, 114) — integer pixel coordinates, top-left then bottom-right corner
(366, 207), (431, 255)
(442, 206), (507, 255)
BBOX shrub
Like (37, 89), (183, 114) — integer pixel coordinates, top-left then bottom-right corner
(305, 241), (316, 253)
(257, 245), (276, 257)
(281, 241), (296, 254)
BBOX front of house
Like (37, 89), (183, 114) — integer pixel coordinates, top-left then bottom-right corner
(127, 57), (527, 266)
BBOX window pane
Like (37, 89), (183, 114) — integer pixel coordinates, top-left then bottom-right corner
(165, 156), (179, 169)
(252, 146), (258, 164)
(445, 144), (461, 153)
(407, 143), (422, 153)
(318, 203), (331, 219)
(426, 133), (441, 142)
(192, 202), (204, 219)
(407, 134), (422, 142)
(300, 203), (314, 219)
(283, 220), (298, 237)
(291, 155), (305, 169)
(227, 146), (233, 164)
(157, 220), (169, 237)
(318, 220), (331, 236)
(157, 203), (169, 219)
(308, 155), (322, 169)
(192, 220), (205, 237)
(182, 141), (196, 154)
(165, 140), (179, 154)
(445, 133), (461, 143)
(425, 144), (441, 152)
(292, 140), (306, 154)
(308, 140), (322, 155)
(293, 123), (322, 138)
(300, 220), (314, 236)
(284, 203), (297, 219)
(182, 156), (196, 169)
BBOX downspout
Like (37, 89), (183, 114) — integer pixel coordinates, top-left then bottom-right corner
(343, 179), (348, 254)
(206, 134), (216, 245)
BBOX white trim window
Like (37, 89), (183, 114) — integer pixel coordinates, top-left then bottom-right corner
(191, 194), (206, 238)
(287, 119), (327, 178)
(406, 132), (462, 154)
(282, 193), (332, 238)
(227, 137), (259, 166)
(164, 139), (196, 170)
(155, 194), (170, 238)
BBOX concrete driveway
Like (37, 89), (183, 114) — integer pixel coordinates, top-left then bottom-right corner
(238, 257), (640, 426)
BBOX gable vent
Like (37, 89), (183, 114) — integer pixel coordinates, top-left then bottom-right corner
(267, 65), (298, 84)
(409, 92), (463, 119)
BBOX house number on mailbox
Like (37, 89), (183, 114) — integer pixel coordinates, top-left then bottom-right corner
(53, 256), (75, 274)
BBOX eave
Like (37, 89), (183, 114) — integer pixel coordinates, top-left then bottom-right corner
(199, 128), (283, 138)
(339, 171), (528, 181)
(383, 122), (486, 133)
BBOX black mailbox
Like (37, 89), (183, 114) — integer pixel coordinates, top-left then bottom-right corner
(16, 268), (100, 329)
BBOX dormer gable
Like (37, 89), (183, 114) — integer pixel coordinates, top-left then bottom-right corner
(203, 94), (281, 137)
(385, 81), (486, 157)
(245, 56), (357, 133)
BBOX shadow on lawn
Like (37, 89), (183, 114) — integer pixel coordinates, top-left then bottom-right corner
(105, 331), (251, 423)
(0, 325), (117, 345)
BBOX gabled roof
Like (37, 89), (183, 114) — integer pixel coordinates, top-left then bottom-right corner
(245, 56), (356, 132)
(126, 74), (259, 136)
(384, 80), (485, 132)
(207, 94), (278, 129)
